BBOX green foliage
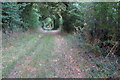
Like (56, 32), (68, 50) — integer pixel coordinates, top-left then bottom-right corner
(37, 2), (65, 30)
(61, 2), (120, 57)
(42, 17), (54, 26)
(2, 2), (120, 55)
(75, 2), (119, 56)
(2, 2), (32, 32)
(62, 3), (86, 32)
(2, 2), (23, 33)
(21, 3), (40, 29)
(2, 2), (41, 32)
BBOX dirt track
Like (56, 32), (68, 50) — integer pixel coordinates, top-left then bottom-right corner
(3, 32), (118, 78)
(3, 33), (86, 78)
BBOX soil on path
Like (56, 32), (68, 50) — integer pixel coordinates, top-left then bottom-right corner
(50, 34), (86, 78)
(6, 33), (87, 78)
(3, 31), (119, 78)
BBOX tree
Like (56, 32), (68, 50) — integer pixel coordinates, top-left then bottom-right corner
(2, 2), (23, 33)
(20, 3), (40, 29)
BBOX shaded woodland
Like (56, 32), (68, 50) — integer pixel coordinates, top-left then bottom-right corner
(1, 2), (120, 78)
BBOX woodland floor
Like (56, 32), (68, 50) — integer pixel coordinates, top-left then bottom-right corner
(2, 31), (120, 78)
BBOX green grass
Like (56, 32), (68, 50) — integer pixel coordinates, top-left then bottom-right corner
(2, 33), (38, 77)
(64, 34), (75, 45)
(2, 32), (117, 78)
(24, 34), (55, 77)
(2, 32), (55, 78)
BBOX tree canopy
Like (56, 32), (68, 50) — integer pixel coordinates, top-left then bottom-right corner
(2, 2), (120, 56)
